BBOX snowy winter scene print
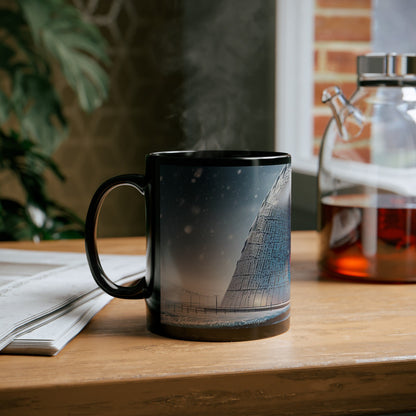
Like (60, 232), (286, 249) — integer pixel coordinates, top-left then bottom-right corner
(159, 163), (291, 329)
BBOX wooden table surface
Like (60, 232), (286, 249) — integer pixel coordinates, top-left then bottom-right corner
(1, 231), (416, 416)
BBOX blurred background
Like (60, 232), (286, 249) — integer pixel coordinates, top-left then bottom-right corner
(1, 0), (413, 239)
(48, 0), (276, 238)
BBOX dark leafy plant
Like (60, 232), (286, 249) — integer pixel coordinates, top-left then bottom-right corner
(0, 0), (109, 240)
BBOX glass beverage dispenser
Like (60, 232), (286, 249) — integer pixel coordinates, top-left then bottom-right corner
(319, 53), (416, 282)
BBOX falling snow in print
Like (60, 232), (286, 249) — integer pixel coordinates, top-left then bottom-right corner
(159, 163), (291, 328)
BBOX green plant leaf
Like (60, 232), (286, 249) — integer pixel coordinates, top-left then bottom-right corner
(0, 198), (33, 241)
(19, 73), (67, 154)
(0, 129), (63, 206)
(0, 91), (10, 124)
(0, 7), (46, 73)
(0, 43), (15, 71)
(18, 0), (110, 113)
(0, 0), (107, 240)
(0, 9), (28, 51)
(0, 129), (85, 241)
(0, 9), (25, 34)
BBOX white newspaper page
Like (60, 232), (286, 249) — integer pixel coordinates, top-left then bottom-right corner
(3, 293), (112, 356)
(0, 249), (146, 355)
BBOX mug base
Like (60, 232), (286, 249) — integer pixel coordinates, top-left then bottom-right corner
(147, 312), (290, 342)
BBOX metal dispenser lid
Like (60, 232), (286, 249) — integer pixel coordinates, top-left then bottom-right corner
(357, 53), (416, 85)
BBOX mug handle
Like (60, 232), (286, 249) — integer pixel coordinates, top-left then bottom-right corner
(85, 174), (150, 299)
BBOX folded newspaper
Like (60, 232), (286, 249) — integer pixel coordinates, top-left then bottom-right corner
(0, 249), (145, 356)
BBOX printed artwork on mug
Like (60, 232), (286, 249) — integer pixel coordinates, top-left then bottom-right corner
(159, 164), (291, 329)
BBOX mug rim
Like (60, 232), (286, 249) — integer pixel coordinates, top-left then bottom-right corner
(147, 150), (291, 166)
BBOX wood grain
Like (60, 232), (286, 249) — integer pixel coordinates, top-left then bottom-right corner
(1, 231), (416, 415)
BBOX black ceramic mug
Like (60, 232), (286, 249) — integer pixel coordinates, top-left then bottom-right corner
(85, 150), (291, 341)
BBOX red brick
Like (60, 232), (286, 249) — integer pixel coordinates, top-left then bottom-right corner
(317, 0), (372, 9)
(327, 51), (359, 74)
(314, 115), (332, 138)
(315, 122), (372, 163)
(315, 16), (371, 42)
(314, 81), (357, 107)
(333, 144), (371, 163)
(314, 114), (372, 141)
(314, 50), (319, 71)
(357, 123), (372, 141)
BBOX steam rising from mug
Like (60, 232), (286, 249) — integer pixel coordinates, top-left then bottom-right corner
(177, 0), (275, 150)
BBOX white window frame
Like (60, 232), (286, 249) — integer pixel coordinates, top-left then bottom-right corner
(275, 0), (318, 175)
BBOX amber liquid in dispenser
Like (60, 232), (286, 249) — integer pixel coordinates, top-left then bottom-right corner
(320, 194), (416, 282)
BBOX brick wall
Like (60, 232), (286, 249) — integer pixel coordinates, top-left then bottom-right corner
(313, 0), (372, 155)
